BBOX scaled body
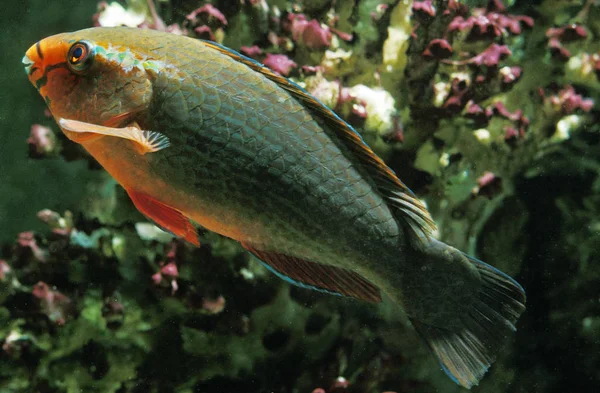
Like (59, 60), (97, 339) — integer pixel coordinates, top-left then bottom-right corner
(24, 27), (525, 388)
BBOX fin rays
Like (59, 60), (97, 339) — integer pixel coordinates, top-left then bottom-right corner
(243, 244), (382, 303)
(59, 118), (170, 154)
(412, 255), (525, 389)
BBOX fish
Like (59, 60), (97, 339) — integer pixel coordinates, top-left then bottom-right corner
(23, 27), (525, 388)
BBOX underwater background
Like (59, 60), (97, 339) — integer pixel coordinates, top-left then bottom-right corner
(1, 0), (599, 392)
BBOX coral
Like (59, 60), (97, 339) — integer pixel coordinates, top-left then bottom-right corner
(422, 38), (453, 59)
(288, 15), (332, 50)
(186, 4), (228, 27)
(546, 23), (588, 60)
(447, 3), (533, 41)
(27, 124), (57, 159)
(32, 282), (73, 325)
(263, 53), (297, 76)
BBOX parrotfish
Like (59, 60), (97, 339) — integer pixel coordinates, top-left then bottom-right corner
(24, 27), (525, 388)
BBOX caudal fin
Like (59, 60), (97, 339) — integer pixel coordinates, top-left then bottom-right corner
(412, 255), (526, 389)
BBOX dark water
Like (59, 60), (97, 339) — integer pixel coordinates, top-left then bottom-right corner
(1, 1), (598, 393)
(0, 0), (100, 244)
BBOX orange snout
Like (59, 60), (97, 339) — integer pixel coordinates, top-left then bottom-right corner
(23, 41), (43, 85)
(23, 37), (72, 88)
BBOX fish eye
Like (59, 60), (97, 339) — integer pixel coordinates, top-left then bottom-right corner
(67, 41), (94, 72)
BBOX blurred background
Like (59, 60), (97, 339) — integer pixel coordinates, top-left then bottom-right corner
(1, 0), (100, 243)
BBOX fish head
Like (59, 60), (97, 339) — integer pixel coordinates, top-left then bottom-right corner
(23, 28), (154, 129)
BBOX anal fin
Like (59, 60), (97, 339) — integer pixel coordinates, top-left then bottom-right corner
(128, 191), (200, 247)
(243, 244), (381, 303)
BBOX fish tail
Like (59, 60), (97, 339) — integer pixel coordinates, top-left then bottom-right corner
(408, 245), (526, 389)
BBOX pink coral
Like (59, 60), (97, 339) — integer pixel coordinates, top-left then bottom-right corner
(547, 38), (570, 61)
(32, 282), (72, 325)
(492, 102), (523, 121)
(473, 171), (503, 199)
(186, 3), (227, 41)
(152, 241), (183, 294)
(423, 39), (453, 60)
(504, 126), (520, 146)
(288, 14), (332, 50)
(443, 77), (471, 113)
(17, 231), (47, 262)
(240, 45), (263, 58)
(539, 85), (595, 115)
(301, 65), (322, 75)
(194, 25), (215, 41)
(464, 100), (493, 126)
(301, 20), (332, 50)
(263, 53), (297, 76)
(0, 260), (10, 281)
(27, 124), (56, 158)
(552, 86), (595, 114)
(448, 3), (533, 40)
(186, 4), (227, 26)
(413, 0), (436, 18)
(546, 24), (588, 43)
(546, 24), (588, 61)
(491, 102), (529, 136)
(469, 43), (511, 67)
(445, 0), (468, 16)
(330, 27), (353, 42)
(160, 262), (179, 278)
(151, 272), (163, 285)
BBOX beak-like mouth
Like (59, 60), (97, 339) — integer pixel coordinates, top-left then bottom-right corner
(23, 41), (44, 79)
(22, 54), (36, 76)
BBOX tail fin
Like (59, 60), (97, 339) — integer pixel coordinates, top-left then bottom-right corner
(412, 255), (526, 389)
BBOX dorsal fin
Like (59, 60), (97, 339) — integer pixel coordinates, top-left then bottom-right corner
(201, 40), (436, 241)
(243, 244), (382, 303)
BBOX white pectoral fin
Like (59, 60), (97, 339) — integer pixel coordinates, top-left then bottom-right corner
(58, 118), (170, 155)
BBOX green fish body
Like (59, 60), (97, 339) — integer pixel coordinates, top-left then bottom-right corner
(24, 27), (525, 388)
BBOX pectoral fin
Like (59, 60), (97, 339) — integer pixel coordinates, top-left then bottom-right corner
(58, 118), (170, 154)
(128, 191), (200, 247)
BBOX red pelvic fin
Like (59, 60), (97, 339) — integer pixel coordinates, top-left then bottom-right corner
(128, 191), (200, 247)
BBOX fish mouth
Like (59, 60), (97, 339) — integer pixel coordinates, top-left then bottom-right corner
(22, 54), (38, 77)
